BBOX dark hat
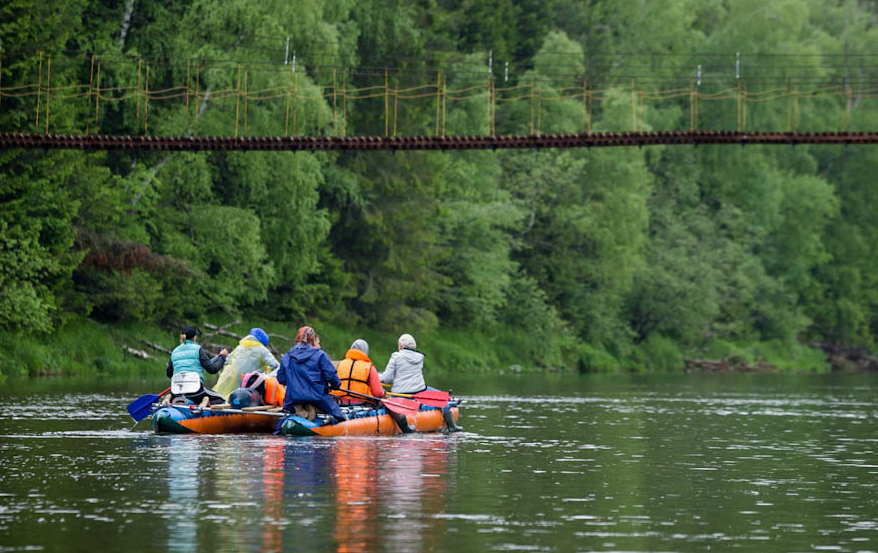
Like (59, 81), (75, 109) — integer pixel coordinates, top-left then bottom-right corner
(181, 325), (199, 340)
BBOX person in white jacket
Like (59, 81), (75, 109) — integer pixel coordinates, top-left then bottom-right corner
(379, 333), (426, 394)
(213, 327), (279, 400)
(379, 333), (462, 432)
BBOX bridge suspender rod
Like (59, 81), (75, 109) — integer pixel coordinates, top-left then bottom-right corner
(293, 71), (298, 135)
(144, 64), (150, 133)
(244, 69), (248, 135)
(186, 60), (190, 132)
(435, 71), (440, 136)
(95, 59), (101, 127)
(442, 74), (447, 137)
(45, 56), (51, 133)
(581, 79), (586, 133)
(136, 58), (141, 126)
(235, 64), (241, 137)
(35, 51), (42, 127)
(530, 78), (534, 134)
(285, 66), (290, 136)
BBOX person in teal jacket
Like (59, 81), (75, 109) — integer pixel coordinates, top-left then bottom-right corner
(165, 326), (228, 406)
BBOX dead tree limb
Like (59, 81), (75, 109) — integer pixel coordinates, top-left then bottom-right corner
(123, 345), (152, 360)
(203, 321), (280, 358)
(144, 341), (173, 355)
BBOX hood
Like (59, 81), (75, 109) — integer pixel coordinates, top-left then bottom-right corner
(239, 336), (262, 348)
(397, 348), (424, 364)
(290, 343), (323, 362)
(345, 349), (372, 363)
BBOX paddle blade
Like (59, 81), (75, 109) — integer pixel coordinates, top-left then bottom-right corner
(381, 397), (420, 417)
(412, 390), (450, 407)
(127, 394), (159, 422)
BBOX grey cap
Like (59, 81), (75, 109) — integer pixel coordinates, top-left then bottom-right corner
(350, 339), (369, 356)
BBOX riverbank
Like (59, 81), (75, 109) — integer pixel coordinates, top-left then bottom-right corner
(0, 315), (841, 383)
(0, 316), (551, 382)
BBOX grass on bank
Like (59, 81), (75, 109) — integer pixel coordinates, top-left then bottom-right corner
(0, 316), (559, 383)
(0, 315), (833, 383)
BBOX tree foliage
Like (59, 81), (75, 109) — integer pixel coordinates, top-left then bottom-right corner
(3, 0), (878, 370)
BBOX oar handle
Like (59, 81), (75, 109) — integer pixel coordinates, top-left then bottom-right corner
(342, 389), (384, 403)
(341, 388), (420, 415)
(187, 405), (286, 417)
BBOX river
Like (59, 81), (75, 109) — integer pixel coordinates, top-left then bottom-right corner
(1, 373), (877, 552)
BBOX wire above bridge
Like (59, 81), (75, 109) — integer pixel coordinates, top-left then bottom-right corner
(3, 131), (877, 151)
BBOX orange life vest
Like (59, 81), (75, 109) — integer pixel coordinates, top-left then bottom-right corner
(263, 376), (286, 407)
(331, 349), (374, 401)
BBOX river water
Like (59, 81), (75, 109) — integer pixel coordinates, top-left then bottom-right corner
(1, 373), (877, 552)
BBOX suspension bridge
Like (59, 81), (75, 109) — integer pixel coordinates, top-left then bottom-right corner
(2, 51), (878, 150)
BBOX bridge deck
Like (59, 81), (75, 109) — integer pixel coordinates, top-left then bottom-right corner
(3, 131), (877, 151)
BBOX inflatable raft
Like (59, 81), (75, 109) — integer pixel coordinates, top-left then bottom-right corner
(150, 401), (461, 436)
(151, 404), (282, 434)
(278, 402), (461, 437)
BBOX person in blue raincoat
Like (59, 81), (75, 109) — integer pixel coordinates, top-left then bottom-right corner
(277, 325), (348, 423)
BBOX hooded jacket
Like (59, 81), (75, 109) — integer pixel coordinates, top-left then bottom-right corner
(277, 343), (344, 419)
(213, 335), (280, 400)
(379, 348), (426, 394)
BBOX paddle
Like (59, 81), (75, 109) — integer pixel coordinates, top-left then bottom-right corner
(127, 387), (171, 422)
(385, 389), (450, 408)
(186, 405), (286, 417)
(341, 389), (421, 416)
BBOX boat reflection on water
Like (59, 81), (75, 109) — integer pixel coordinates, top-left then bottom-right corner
(261, 442), (284, 553)
(331, 438), (380, 552)
(163, 433), (454, 553)
(166, 436), (203, 553)
(332, 435), (454, 552)
(371, 435), (453, 553)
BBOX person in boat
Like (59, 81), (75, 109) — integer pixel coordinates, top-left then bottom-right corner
(213, 327), (279, 400)
(277, 325), (348, 423)
(380, 333), (426, 394)
(332, 339), (385, 405)
(380, 333), (462, 432)
(165, 325), (228, 407)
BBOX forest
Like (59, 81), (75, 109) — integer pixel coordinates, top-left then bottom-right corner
(3, 0), (878, 377)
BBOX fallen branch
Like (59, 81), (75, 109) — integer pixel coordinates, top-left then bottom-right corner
(807, 342), (878, 371)
(144, 341), (173, 355)
(683, 357), (774, 373)
(203, 322), (243, 340)
(200, 342), (232, 356)
(123, 345), (152, 360)
(204, 321), (281, 358)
